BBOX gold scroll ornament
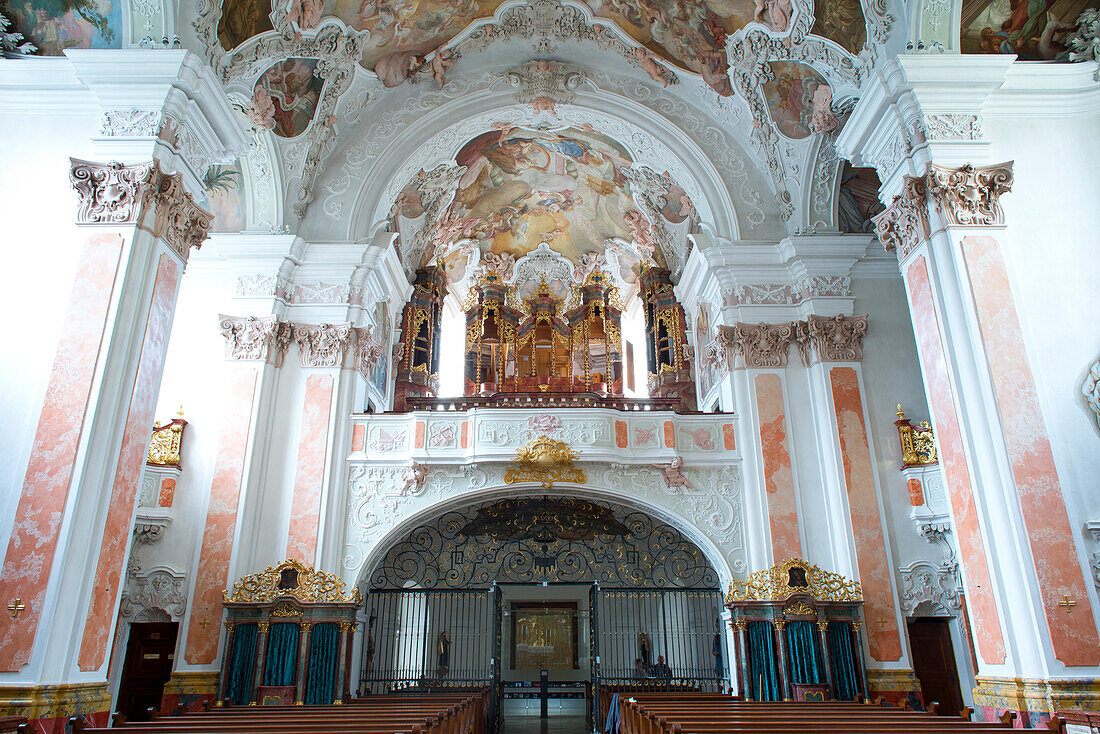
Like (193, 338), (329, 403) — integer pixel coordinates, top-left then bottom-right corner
(504, 436), (586, 488)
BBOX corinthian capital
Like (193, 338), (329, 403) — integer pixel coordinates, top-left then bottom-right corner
(926, 162), (1013, 227)
(352, 326), (383, 380)
(873, 176), (929, 261)
(69, 159), (152, 224)
(219, 314), (292, 366)
(294, 322), (354, 367)
(732, 322), (796, 368)
(141, 163), (214, 263)
(795, 314), (868, 364)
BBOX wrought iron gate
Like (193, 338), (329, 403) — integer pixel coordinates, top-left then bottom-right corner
(592, 588), (726, 728)
(359, 588), (501, 700)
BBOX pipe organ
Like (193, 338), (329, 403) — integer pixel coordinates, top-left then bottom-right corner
(394, 266), (447, 411)
(463, 270), (625, 396)
(639, 267), (696, 410)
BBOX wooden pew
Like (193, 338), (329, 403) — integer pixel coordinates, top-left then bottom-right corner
(615, 693), (1022, 734)
(50, 689), (490, 734)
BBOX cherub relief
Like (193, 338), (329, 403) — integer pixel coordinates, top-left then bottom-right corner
(654, 456), (696, 491)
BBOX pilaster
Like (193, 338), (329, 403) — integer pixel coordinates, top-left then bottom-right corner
(839, 53), (1100, 724)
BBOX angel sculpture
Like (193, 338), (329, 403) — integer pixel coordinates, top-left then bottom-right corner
(655, 456), (696, 491)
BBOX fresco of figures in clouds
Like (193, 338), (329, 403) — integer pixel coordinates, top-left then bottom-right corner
(249, 58), (324, 138)
(5, 0), (120, 54)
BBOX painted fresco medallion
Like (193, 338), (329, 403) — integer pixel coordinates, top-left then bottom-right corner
(250, 58), (324, 138)
(5, 0), (121, 55)
(217, 0), (273, 49)
(761, 60), (831, 140)
(810, 0), (866, 53)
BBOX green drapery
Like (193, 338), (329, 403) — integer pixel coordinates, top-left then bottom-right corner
(304, 623), (339, 705)
(827, 621), (859, 701)
(785, 620), (822, 684)
(225, 623), (257, 705)
(747, 621), (781, 701)
(263, 623), (300, 687)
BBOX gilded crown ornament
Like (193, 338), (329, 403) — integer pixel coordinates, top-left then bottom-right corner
(224, 559), (361, 604)
(726, 558), (863, 604)
(504, 436), (585, 488)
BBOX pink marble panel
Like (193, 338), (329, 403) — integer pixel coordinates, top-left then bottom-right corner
(286, 374), (334, 565)
(79, 253), (181, 670)
(829, 366), (902, 662)
(0, 234), (123, 672)
(754, 373), (801, 562)
(905, 255), (1006, 665)
(184, 369), (258, 664)
(351, 424), (365, 451)
(960, 235), (1099, 665)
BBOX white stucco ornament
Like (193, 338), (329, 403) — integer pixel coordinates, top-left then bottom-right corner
(1083, 356), (1100, 431)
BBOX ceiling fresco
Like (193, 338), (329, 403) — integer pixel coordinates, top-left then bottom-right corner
(4, 0), (121, 55)
(761, 60), (832, 139)
(959, 0), (1096, 58)
(250, 57), (324, 137)
(395, 125), (693, 272)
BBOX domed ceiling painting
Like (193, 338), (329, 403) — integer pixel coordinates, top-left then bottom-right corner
(214, 0), (833, 94)
(397, 125), (693, 276)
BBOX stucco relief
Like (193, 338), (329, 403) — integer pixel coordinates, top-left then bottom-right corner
(794, 313), (867, 364)
(342, 460), (746, 580)
(140, 163), (215, 263)
(873, 176), (930, 262)
(120, 565), (188, 619)
(70, 159), (152, 225)
(219, 314), (293, 365)
(926, 162), (1014, 227)
(898, 560), (961, 616)
(1083, 356), (1100, 432)
(293, 321), (354, 367)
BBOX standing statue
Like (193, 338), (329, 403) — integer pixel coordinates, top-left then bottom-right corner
(437, 630), (451, 675)
(637, 631), (652, 667)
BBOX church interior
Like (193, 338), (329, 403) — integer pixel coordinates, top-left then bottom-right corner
(0, 0), (1098, 730)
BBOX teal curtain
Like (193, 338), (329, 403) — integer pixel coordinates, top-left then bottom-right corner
(785, 620), (822, 684)
(263, 623), (300, 687)
(827, 622), (859, 701)
(225, 623), (257, 706)
(304, 623), (339, 705)
(747, 621), (781, 701)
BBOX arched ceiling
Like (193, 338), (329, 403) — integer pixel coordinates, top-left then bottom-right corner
(182, 0), (889, 257)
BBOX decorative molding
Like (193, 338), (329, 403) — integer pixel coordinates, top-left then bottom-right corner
(794, 314), (868, 364)
(731, 322), (797, 368)
(219, 314), (293, 366)
(140, 163), (214, 262)
(872, 176), (930, 261)
(926, 162), (1014, 227)
(224, 558), (360, 603)
(1082, 355), (1100, 432)
(99, 109), (161, 137)
(898, 560), (961, 616)
(133, 512), (173, 544)
(726, 558), (863, 603)
(505, 59), (585, 108)
(294, 321), (354, 367)
(121, 565), (187, 618)
(69, 159), (151, 225)
(352, 325), (384, 380)
(922, 114), (983, 141)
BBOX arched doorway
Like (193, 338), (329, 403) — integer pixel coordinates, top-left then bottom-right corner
(357, 495), (727, 731)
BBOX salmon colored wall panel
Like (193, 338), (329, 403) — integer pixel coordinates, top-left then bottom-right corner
(0, 234), (122, 671)
(286, 374), (334, 565)
(960, 235), (1099, 665)
(184, 369), (258, 664)
(829, 366), (902, 662)
(754, 373), (801, 562)
(905, 255), (1006, 665)
(79, 254), (181, 670)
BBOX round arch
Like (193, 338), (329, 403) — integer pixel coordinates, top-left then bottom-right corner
(345, 87), (752, 243)
(351, 482), (740, 595)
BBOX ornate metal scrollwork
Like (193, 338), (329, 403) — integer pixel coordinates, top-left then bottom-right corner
(368, 496), (718, 589)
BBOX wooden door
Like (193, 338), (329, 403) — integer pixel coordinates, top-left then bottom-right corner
(116, 622), (178, 721)
(907, 618), (964, 716)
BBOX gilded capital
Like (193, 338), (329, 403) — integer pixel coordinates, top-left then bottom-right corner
(69, 159), (151, 224)
(926, 162), (1013, 227)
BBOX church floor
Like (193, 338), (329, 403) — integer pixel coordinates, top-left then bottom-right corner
(502, 715), (591, 734)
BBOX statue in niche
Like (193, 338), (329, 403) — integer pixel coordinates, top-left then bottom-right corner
(637, 631), (651, 667)
(437, 630), (450, 675)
